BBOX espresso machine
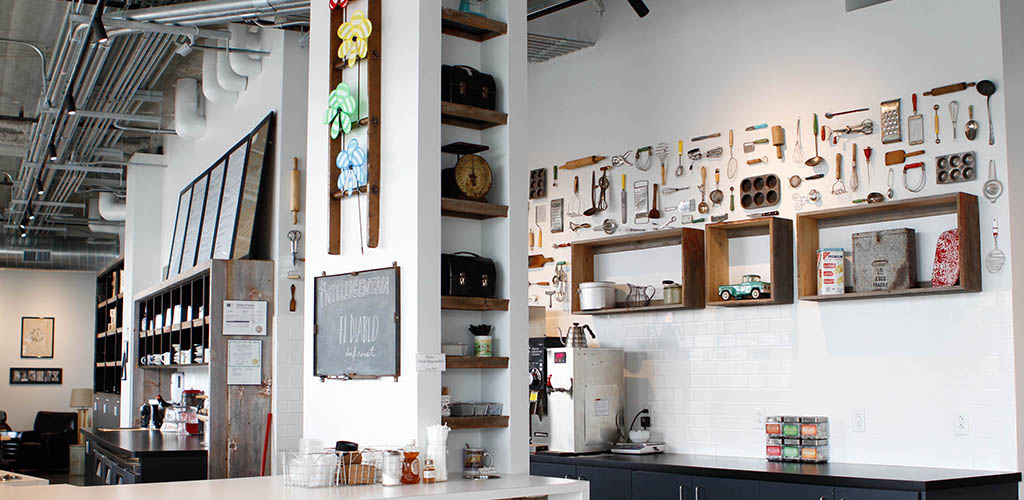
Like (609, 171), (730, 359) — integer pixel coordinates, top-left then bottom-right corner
(545, 347), (624, 454)
(529, 337), (563, 450)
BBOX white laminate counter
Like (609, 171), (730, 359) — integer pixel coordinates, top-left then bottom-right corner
(0, 470), (49, 487)
(0, 474), (589, 500)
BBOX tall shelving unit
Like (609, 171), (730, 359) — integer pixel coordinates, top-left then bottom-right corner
(94, 258), (125, 428)
(439, 0), (526, 475)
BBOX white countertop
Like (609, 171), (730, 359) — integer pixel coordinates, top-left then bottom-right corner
(0, 474), (589, 500)
(0, 470), (49, 487)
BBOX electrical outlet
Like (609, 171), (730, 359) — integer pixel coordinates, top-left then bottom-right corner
(852, 409), (866, 432)
(954, 414), (969, 436)
(754, 408), (766, 429)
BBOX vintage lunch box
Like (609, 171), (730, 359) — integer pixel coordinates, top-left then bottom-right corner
(851, 228), (917, 293)
(441, 65), (497, 111)
(441, 252), (497, 298)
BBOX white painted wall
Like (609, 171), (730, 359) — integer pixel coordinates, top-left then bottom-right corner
(0, 270), (95, 430)
(529, 0), (1017, 470)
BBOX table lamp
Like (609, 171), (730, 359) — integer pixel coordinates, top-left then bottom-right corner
(70, 388), (93, 445)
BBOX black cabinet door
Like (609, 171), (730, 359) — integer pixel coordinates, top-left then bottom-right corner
(760, 481), (834, 500)
(633, 471), (691, 499)
(690, 475), (760, 500)
(577, 465), (632, 500)
(530, 462), (576, 479)
(834, 487), (919, 500)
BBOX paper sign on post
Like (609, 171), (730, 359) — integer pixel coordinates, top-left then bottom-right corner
(223, 300), (267, 335)
(227, 340), (262, 385)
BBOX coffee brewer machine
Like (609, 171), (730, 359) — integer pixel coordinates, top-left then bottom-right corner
(529, 337), (563, 450)
(545, 347), (624, 454)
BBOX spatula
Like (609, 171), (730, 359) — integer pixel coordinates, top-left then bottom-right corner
(884, 149), (925, 166)
(908, 93), (924, 145)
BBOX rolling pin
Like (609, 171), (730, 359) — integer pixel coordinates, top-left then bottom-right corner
(290, 158), (301, 224)
(771, 125), (784, 159)
(923, 82), (976, 96)
(560, 155), (606, 170)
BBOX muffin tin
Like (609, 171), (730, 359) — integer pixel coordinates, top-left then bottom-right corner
(935, 151), (976, 184)
(529, 168), (547, 199)
(739, 173), (781, 209)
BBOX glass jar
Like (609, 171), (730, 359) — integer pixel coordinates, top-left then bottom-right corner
(381, 451), (402, 486)
(765, 416), (782, 437)
(800, 416), (829, 439)
(781, 416), (801, 438)
(782, 439), (801, 462)
(800, 439), (829, 463)
(422, 458), (436, 484)
(765, 438), (783, 462)
(663, 281), (682, 305)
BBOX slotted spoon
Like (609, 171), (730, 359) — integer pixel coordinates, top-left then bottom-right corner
(987, 217), (1005, 273)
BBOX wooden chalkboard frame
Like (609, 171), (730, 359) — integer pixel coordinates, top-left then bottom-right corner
(313, 264), (401, 381)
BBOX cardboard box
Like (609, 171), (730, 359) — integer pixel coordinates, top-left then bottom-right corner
(816, 248), (845, 295)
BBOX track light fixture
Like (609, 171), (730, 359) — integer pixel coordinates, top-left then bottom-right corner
(26, 208), (35, 221)
(48, 143), (58, 162)
(66, 94), (78, 116)
(36, 178), (45, 196)
(20, 230), (28, 239)
(18, 221), (27, 231)
(626, 0), (649, 17)
(91, 0), (109, 44)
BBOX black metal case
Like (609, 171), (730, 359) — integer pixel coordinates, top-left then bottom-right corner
(441, 252), (497, 297)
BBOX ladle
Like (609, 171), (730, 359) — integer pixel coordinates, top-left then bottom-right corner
(582, 170), (598, 216)
(976, 80), (996, 145)
(965, 105), (979, 141)
(805, 113), (824, 167)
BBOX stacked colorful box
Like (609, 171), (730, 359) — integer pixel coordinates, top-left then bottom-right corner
(765, 416), (829, 463)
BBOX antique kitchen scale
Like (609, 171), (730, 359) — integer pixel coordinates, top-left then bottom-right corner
(442, 142), (493, 201)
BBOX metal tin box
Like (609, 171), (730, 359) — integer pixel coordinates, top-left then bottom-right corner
(852, 228), (917, 293)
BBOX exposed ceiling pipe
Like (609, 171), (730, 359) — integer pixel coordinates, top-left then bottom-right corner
(97, 192), (126, 221)
(228, 24), (262, 77)
(88, 197), (124, 236)
(216, 40), (248, 91)
(0, 234), (120, 271)
(174, 78), (206, 140)
(202, 48), (238, 104)
(115, 0), (310, 27)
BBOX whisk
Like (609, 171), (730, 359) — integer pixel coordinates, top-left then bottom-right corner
(791, 118), (804, 164)
(792, 189), (821, 211)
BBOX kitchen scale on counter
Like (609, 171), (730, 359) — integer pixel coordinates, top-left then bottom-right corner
(611, 409), (665, 455)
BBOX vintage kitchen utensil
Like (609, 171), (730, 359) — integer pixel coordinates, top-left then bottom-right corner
(965, 105), (979, 141)
(789, 175), (802, 188)
(529, 168), (547, 199)
(535, 205), (546, 248)
(852, 192), (885, 204)
(545, 290), (556, 308)
(977, 79), (997, 145)
(559, 155), (605, 170)
(935, 151), (977, 184)
(676, 140), (685, 176)
(804, 173), (825, 180)
(529, 255), (554, 268)
(597, 168), (610, 211)
(983, 159), (1003, 203)
(649, 184), (662, 219)
(771, 125), (784, 159)
(884, 149), (925, 166)
(739, 174), (780, 209)
(633, 180), (650, 224)
(709, 169), (724, 206)
(592, 218), (618, 235)
(711, 214), (730, 222)
(903, 162), (926, 193)
(553, 262), (568, 302)
(691, 132), (721, 142)
(805, 113), (824, 166)
(558, 322), (596, 347)
(743, 138), (769, 154)
(887, 167), (895, 199)
(705, 146), (724, 159)
(933, 104), (941, 144)
(727, 129), (738, 178)
(746, 156), (768, 166)
(880, 98), (902, 144)
(290, 284), (296, 312)
(551, 199), (564, 233)
(729, 187), (735, 211)
(568, 176), (582, 217)
(745, 123), (767, 131)
(611, 150), (633, 168)
(923, 81), (976, 96)
(621, 174), (628, 224)
(863, 146), (873, 183)
(908, 93), (924, 146)
(825, 119), (873, 143)
(792, 119), (804, 164)
(652, 216), (677, 230)
(655, 142), (669, 182)
(569, 221), (591, 232)
(626, 284), (656, 307)
(667, 199), (696, 213)
(825, 107), (869, 119)
(987, 218), (1005, 274)
(661, 186), (690, 194)
(792, 189), (821, 210)
(949, 100), (960, 140)
(850, 143), (859, 191)
(635, 146), (653, 171)
(552, 243), (571, 249)
(832, 153), (847, 195)
(697, 167), (709, 214)
(552, 165), (558, 187)
(583, 171), (598, 216)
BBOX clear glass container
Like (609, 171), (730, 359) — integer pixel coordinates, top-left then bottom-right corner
(800, 439), (829, 463)
(800, 416), (829, 439)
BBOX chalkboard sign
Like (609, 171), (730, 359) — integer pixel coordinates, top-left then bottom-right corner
(314, 265), (401, 380)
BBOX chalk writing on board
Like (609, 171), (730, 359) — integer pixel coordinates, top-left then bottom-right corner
(320, 274), (392, 303)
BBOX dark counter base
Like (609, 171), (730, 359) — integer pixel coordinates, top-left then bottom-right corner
(82, 428), (208, 485)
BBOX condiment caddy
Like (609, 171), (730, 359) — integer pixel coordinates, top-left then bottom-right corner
(765, 416), (830, 463)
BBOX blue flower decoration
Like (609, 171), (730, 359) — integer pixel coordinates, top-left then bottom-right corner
(337, 138), (368, 192)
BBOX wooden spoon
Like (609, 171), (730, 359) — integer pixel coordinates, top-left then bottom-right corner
(649, 183), (661, 219)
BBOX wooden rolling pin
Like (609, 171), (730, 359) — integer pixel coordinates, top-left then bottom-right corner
(290, 158), (301, 224)
(771, 125), (784, 159)
(923, 82), (976, 96)
(560, 155), (606, 170)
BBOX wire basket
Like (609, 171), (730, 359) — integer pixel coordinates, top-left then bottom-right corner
(281, 450), (377, 488)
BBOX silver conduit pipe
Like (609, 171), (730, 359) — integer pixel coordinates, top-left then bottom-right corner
(115, 0), (309, 26)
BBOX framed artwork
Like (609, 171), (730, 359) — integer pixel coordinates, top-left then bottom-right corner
(10, 368), (62, 385)
(21, 317), (54, 359)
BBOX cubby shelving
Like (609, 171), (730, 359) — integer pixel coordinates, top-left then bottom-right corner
(705, 217), (794, 307)
(94, 257), (124, 395)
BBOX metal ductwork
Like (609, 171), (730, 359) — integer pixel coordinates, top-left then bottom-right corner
(0, 235), (119, 271)
(115, 0), (311, 27)
(202, 47), (238, 104)
(175, 77), (207, 139)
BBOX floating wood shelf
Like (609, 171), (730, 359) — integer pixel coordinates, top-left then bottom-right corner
(442, 416), (509, 430)
(446, 356), (509, 369)
(442, 102), (508, 130)
(441, 198), (509, 220)
(705, 217), (793, 307)
(442, 142), (489, 155)
(140, 363), (209, 371)
(796, 192), (980, 301)
(570, 228), (705, 314)
(441, 7), (508, 42)
(442, 296), (510, 311)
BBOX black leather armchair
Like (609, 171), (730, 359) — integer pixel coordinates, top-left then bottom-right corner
(18, 411), (77, 471)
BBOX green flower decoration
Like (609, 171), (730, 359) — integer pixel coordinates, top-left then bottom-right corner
(323, 82), (358, 139)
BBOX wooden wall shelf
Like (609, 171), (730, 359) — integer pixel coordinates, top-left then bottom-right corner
(442, 198), (509, 220)
(441, 296), (510, 311)
(796, 192), (980, 301)
(442, 416), (510, 430)
(442, 101), (508, 130)
(94, 257), (125, 395)
(445, 356), (509, 369)
(441, 8), (508, 42)
(570, 228), (705, 314)
(705, 217), (793, 307)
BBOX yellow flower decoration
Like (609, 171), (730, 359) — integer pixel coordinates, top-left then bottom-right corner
(336, 10), (372, 67)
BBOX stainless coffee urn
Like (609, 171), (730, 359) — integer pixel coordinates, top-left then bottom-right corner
(545, 347), (624, 454)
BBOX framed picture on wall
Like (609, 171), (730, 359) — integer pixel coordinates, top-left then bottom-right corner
(20, 317), (54, 359)
(9, 368), (62, 385)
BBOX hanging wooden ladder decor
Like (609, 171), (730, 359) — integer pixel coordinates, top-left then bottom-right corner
(328, 0), (381, 254)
